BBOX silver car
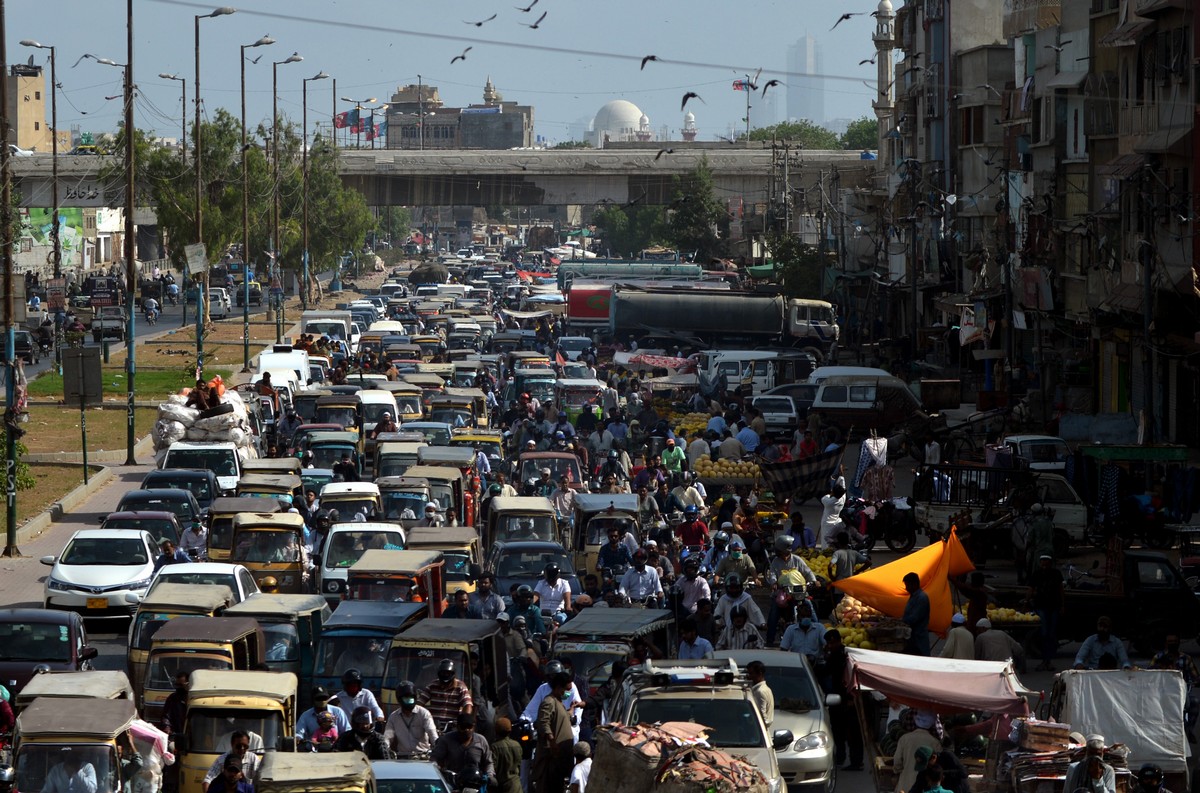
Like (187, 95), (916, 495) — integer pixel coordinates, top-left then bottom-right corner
(716, 649), (839, 793)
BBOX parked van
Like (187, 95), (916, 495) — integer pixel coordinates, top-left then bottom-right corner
(807, 375), (926, 435)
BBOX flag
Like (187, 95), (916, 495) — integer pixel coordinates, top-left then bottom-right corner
(555, 350), (566, 366)
(350, 121), (364, 134)
(365, 123), (376, 142)
(732, 80), (749, 91)
(333, 111), (350, 129)
(759, 448), (843, 501)
(347, 108), (360, 127)
(374, 120), (387, 140)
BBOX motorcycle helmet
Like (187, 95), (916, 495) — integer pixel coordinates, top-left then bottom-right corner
(774, 535), (793, 554)
(608, 450), (619, 460)
(341, 669), (363, 687)
(725, 574), (742, 589)
(437, 658), (456, 683)
(516, 584), (534, 600)
(544, 563), (560, 579)
(684, 505), (699, 517)
(326, 508), (341, 523)
(713, 531), (730, 544)
(1137, 765), (1163, 785)
(260, 576), (279, 593)
(395, 681), (418, 706)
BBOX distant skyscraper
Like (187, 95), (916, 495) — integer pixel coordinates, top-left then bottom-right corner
(787, 35), (825, 125)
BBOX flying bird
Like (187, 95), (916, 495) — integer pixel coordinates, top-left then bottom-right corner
(761, 79), (782, 97)
(640, 55), (659, 70)
(681, 92), (704, 111)
(464, 13), (497, 26)
(515, 0), (539, 10)
(748, 67), (763, 91)
(654, 148), (675, 161)
(858, 55), (877, 66)
(521, 10), (547, 28)
(1044, 40), (1073, 53)
(451, 47), (472, 64)
(831, 12), (863, 30)
(248, 53), (264, 64)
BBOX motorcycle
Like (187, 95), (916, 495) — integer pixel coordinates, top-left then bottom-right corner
(840, 497), (918, 553)
(144, 306), (159, 326)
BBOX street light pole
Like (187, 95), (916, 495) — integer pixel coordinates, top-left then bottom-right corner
(1, 0), (17, 557)
(273, 52), (303, 318)
(303, 71), (329, 310)
(194, 6), (235, 328)
(124, 0), (137, 466)
(418, 75), (424, 150)
(21, 40), (62, 373)
(157, 73), (186, 164)
(240, 35), (275, 372)
(341, 95), (375, 149)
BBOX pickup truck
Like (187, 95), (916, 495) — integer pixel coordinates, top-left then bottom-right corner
(91, 306), (127, 342)
(912, 463), (1088, 560)
(994, 551), (1200, 655)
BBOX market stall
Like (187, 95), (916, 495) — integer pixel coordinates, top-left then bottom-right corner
(845, 648), (1035, 793)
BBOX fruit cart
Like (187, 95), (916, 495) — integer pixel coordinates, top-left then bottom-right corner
(693, 457), (762, 489)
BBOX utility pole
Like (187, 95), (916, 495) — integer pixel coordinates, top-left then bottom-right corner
(1140, 168), (1155, 446)
(1, 0), (18, 557)
(123, 0), (136, 466)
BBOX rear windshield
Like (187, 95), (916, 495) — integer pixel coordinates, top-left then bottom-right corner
(164, 449), (238, 478)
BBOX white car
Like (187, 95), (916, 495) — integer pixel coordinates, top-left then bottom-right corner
(208, 288), (231, 319)
(42, 529), (158, 618)
(142, 562), (261, 604)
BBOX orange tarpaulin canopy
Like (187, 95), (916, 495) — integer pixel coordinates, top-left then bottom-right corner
(831, 529), (975, 637)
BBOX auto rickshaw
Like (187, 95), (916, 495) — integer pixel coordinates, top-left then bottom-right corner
(373, 441), (426, 479)
(506, 367), (555, 405)
(549, 608), (675, 694)
(415, 362), (454, 381)
(229, 512), (311, 593)
(376, 476), (433, 523)
(236, 473), (303, 505)
(13, 670), (134, 713)
(344, 549), (447, 618)
(207, 497), (285, 562)
(415, 445), (478, 479)
(313, 394), (362, 433)
(428, 394), (479, 429)
(304, 430), (363, 473)
(448, 430), (503, 474)
(290, 390), (333, 425)
(176, 670), (298, 793)
(141, 617), (265, 724)
(10, 699), (139, 793)
(516, 451), (585, 489)
(402, 465), (468, 527)
(374, 381), (423, 421)
(399, 373), (446, 409)
(380, 619), (511, 732)
(312, 600), (426, 701)
(570, 493), (641, 575)
(451, 362), (483, 388)
(404, 526), (483, 595)
(255, 750), (376, 793)
(554, 378), (606, 426)
(126, 584), (234, 703)
(409, 335), (445, 361)
(224, 594), (330, 705)
(318, 482), (382, 522)
(485, 496), (560, 548)
(241, 457), (304, 477)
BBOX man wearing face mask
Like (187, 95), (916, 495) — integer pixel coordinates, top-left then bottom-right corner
(1073, 616), (1131, 670)
(161, 671), (191, 736)
(1151, 634), (1200, 742)
(713, 574), (766, 631)
(673, 559), (711, 614)
(619, 550), (663, 607)
(781, 602), (826, 665)
(334, 707), (392, 759)
(714, 540), (756, 586)
(384, 681), (439, 758)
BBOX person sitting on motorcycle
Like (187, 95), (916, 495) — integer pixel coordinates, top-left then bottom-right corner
(714, 574), (766, 631)
(780, 601), (825, 664)
(675, 505), (709, 551)
(714, 538), (756, 585)
(701, 530), (731, 574)
(165, 282), (180, 304)
(671, 474), (705, 514)
(636, 485), (660, 526)
(716, 605), (765, 651)
(643, 540), (674, 581)
(619, 549), (663, 607)
(143, 297), (160, 322)
(179, 519), (208, 561)
(674, 558), (711, 614)
(598, 450), (628, 486)
(510, 586), (547, 636)
(596, 528), (633, 575)
(766, 536), (819, 646)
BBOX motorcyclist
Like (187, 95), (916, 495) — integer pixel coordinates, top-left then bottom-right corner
(619, 549), (663, 607)
(36, 318), (54, 350)
(596, 528), (633, 575)
(675, 505), (709, 550)
(598, 450), (628, 486)
(701, 531), (731, 574)
(143, 297), (160, 324)
(714, 574), (767, 632)
(766, 535), (819, 646)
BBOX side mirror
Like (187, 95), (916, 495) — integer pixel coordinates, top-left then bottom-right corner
(99, 513), (109, 522)
(125, 592), (143, 605)
(39, 555), (56, 566)
(825, 693), (842, 708)
(80, 646), (100, 662)
(771, 729), (795, 751)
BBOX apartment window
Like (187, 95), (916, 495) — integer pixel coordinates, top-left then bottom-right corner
(34, 121), (39, 131)
(959, 106), (984, 145)
(34, 91), (40, 100)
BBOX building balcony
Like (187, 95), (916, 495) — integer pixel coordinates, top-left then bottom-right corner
(1119, 103), (1159, 136)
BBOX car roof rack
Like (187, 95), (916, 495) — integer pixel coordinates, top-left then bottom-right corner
(626, 657), (744, 689)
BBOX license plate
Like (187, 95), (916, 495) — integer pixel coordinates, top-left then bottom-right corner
(86, 597), (107, 610)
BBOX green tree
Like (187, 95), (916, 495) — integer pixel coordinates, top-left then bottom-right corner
(768, 232), (824, 298)
(592, 205), (664, 258)
(552, 139), (592, 149)
(747, 120), (840, 149)
(376, 206), (412, 244)
(663, 159), (727, 262)
(841, 116), (879, 150)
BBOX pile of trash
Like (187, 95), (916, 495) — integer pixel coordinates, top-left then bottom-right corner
(589, 722), (768, 793)
(152, 381), (256, 457)
(129, 718), (173, 793)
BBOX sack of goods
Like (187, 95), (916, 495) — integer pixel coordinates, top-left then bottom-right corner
(590, 722), (769, 793)
(151, 388), (256, 451)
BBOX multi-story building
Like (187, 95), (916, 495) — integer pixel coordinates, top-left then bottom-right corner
(6, 62), (70, 152)
(786, 35), (825, 124)
(385, 79), (534, 150)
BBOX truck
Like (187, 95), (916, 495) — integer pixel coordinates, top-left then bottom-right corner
(91, 305), (127, 342)
(607, 287), (839, 361)
(556, 261), (705, 290)
(300, 309), (352, 343)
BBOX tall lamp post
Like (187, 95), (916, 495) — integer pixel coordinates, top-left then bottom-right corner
(272, 52), (303, 328)
(20, 40), (62, 373)
(193, 6), (235, 246)
(340, 95), (375, 149)
(366, 103), (388, 150)
(1, 0), (16, 555)
(302, 71), (329, 310)
(157, 73), (186, 163)
(240, 34), (274, 371)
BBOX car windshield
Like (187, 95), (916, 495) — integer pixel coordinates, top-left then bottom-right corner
(630, 696), (764, 747)
(525, 381), (555, 403)
(763, 664), (823, 712)
(324, 498), (378, 522)
(153, 572), (236, 592)
(382, 492), (427, 521)
(325, 530), (402, 569)
(315, 407), (358, 429)
(0, 621), (73, 662)
(121, 497), (192, 521)
(362, 403), (395, 424)
(404, 426), (451, 445)
(495, 549), (572, 579)
(149, 478), (214, 506)
(442, 552), (471, 582)
(264, 623), (301, 662)
(209, 517), (235, 550)
(395, 396), (422, 414)
(146, 652), (232, 690)
(377, 777), (450, 793)
(315, 635), (389, 677)
(383, 648), (468, 693)
(233, 530), (305, 563)
(586, 516), (638, 546)
(104, 519), (178, 544)
(17, 745), (118, 793)
(61, 537), (148, 566)
(185, 710), (283, 754)
(164, 449), (238, 478)
(377, 458), (418, 479)
(519, 459), (580, 484)
(429, 409), (472, 427)
(310, 446), (354, 469)
(559, 339), (590, 351)
(131, 613), (173, 650)
(494, 515), (556, 543)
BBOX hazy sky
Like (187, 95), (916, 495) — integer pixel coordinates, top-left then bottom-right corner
(9, 0), (885, 145)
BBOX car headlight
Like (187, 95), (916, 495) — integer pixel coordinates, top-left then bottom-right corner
(127, 578), (154, 591)
(325, 579), (342, 593)
(46, 578), (72, 592)
(793, 731), (830, 752)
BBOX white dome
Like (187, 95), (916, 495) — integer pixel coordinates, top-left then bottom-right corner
(877, 0), (893, 13)
(593, 100), (644, 138)
(684, 111), (695, 123)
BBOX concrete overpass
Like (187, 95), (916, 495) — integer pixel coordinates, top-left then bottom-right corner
(10, 146), (877, 209)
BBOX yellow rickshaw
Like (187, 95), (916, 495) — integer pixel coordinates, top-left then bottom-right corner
(11, 699), (139, 793)
(404, 525), (483, 595)
(570, 493), (641, 575)
(235, 473), (303, 506)
(255, 751), (376, 793)
(127, 584), (234, 703)
(142, 616), (264, 724)
(13, 670), (134, 713)
(344, 549), (448, 618)
(207, 497), (284, 562)
(229, 512), (310, 593)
